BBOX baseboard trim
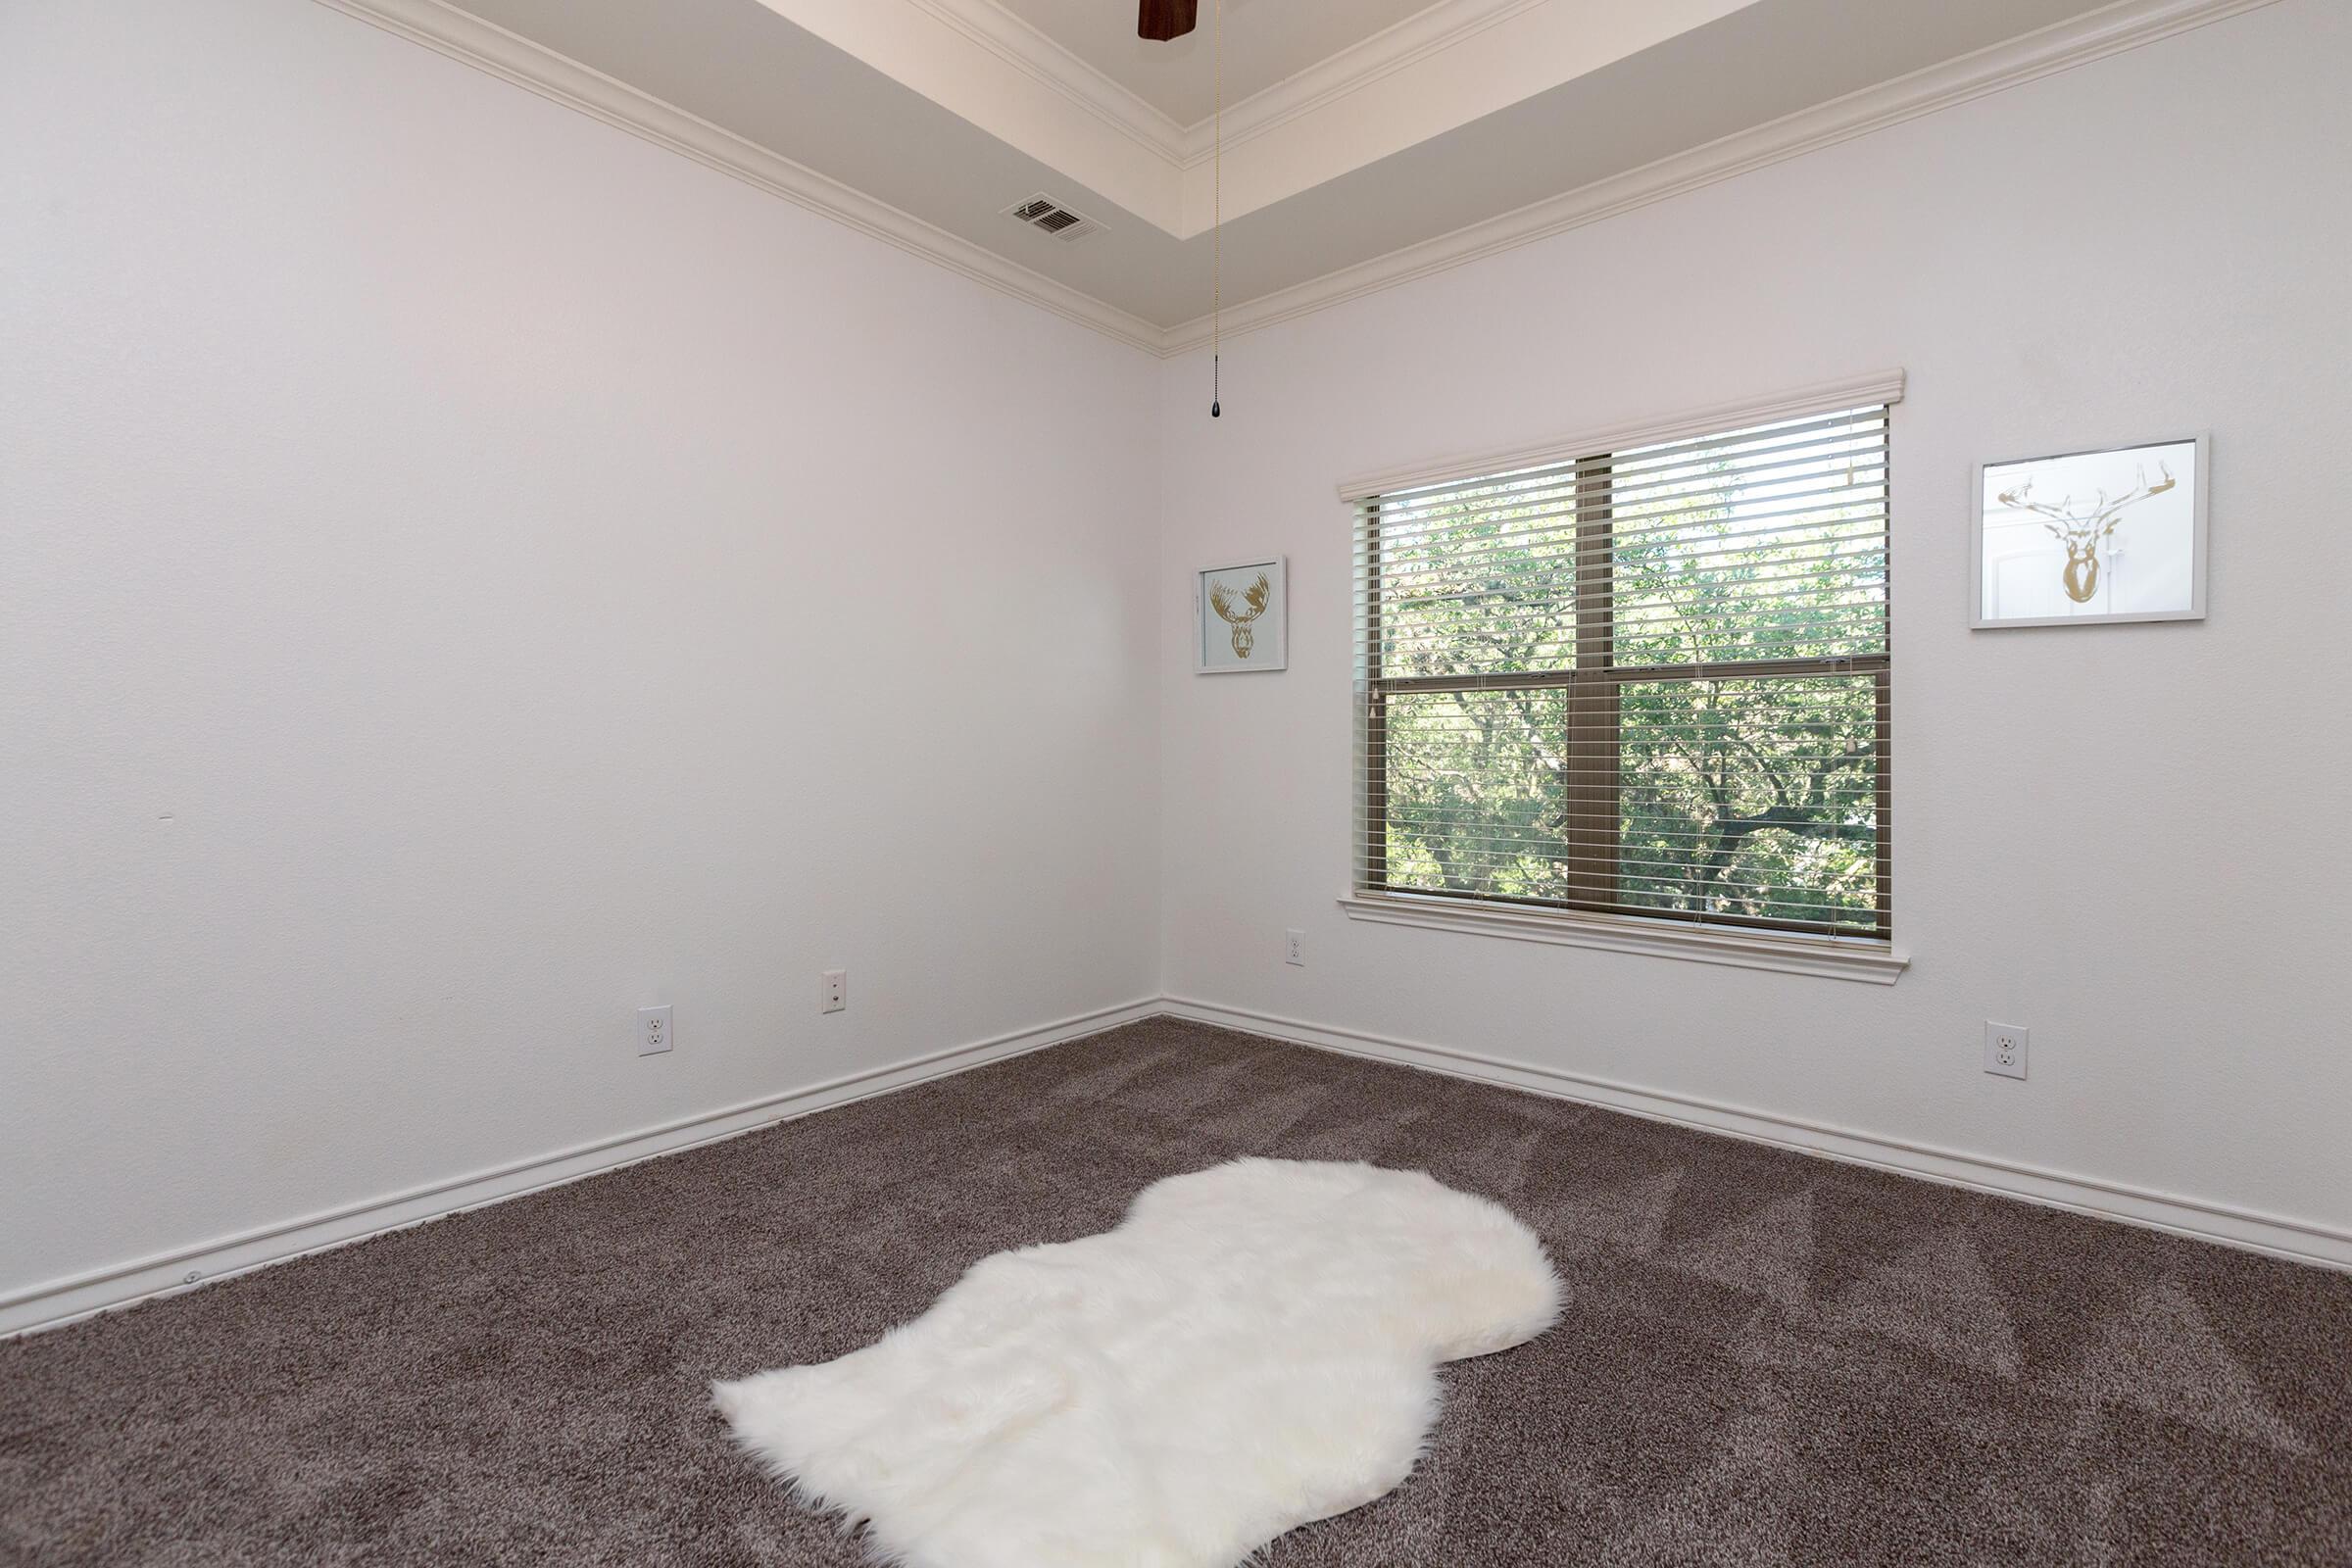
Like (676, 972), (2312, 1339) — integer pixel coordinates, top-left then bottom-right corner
(1158, 997), (2352, 1272)
(0, 997), (1160, 1339)
(15, 990), (2342, 1337)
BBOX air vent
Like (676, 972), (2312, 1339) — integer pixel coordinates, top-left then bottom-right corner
(1003, 192), (1103, 244)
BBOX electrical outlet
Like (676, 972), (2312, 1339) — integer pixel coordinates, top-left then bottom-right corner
(1984, 1021), (2028, 1080)
(821, 969), (847, 1013)
(638, 1004), (672, 1056)
(1285, 929), (1304, 966)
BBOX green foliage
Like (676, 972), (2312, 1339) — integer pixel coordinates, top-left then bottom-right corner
(1614, 675), (1879, 927)
(1370, 416), (1886, 933)
(1382, 688), (1573, 901)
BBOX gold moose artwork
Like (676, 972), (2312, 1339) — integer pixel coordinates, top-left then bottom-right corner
(1996, 461), (2178, 605)
(1209, 571), (1271, 658)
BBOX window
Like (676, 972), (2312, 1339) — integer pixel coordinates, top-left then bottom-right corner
(1348, 385), (1896, 967)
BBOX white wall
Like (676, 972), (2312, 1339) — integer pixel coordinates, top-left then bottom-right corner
(0, 0), (1161, 1315)
(1157, 0), (2352, 1248)
(7, 0), (2347, 1329)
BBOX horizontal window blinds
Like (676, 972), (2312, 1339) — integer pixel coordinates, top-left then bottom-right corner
(1352, 402), (1892, 940)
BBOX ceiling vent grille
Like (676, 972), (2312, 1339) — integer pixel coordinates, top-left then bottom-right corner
(1004, 193), (1102, 243)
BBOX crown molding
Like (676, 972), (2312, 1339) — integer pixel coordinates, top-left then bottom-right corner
(769, 0), (1642, 239)
(1161, 0), (2284, 356)
(902, 0), (1190, 163)
(904, 0), (1547, 171)
(317, 0), (2277, 361)
(310, 0), (1165, 355)
(1171, 0), (1545, 166)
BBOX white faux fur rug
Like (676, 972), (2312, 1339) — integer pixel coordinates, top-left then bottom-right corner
(711, 1157), (1561, 1568)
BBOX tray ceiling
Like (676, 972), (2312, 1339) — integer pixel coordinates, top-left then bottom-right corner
(350, 0), (2246, 348)
(988, 0), (1447, 126)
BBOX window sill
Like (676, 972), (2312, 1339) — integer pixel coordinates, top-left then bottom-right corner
(1336, 893), (1908, 985)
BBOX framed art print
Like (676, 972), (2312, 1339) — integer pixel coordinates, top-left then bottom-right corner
(1195, 557), (1287, 672)
(1974, 436), (2207, 627)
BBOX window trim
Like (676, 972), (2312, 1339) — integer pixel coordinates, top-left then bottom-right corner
(1343, 370), (1907, 978)
(1336, 891), (1909, 984)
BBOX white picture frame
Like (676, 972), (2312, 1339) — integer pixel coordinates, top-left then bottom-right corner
(1972, 434), (2209, 628)
(1195, 557), (1288, 673)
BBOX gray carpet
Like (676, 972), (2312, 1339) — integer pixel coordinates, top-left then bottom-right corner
(3, 1017), (2347, 1565)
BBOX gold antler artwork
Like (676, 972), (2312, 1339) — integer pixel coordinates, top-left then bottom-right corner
(1209, 571), (1271, 658)
(1996, 461), (2178, 605)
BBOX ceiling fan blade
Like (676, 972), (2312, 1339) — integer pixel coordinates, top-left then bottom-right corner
(1138, 0), (1198, 42)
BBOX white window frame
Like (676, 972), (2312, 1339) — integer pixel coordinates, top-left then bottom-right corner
(1335, 369), (1910, 985)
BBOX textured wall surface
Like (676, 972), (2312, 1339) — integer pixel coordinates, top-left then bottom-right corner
(0, 0), (1162, 1303)
(1155, 0), (2352, 1245)
(6, 0), (2348, 1321)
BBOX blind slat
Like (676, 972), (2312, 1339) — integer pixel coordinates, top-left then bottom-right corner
(1371, 466), (1888, 547)
(1355, 401), (1893, 940)
(1365, 407), (1888, 506)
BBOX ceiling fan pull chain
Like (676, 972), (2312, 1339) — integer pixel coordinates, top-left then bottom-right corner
(1209, 0), (1222, 419)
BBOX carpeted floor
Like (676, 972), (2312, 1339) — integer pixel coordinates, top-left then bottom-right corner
(3, 1018), (2348, 1566)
